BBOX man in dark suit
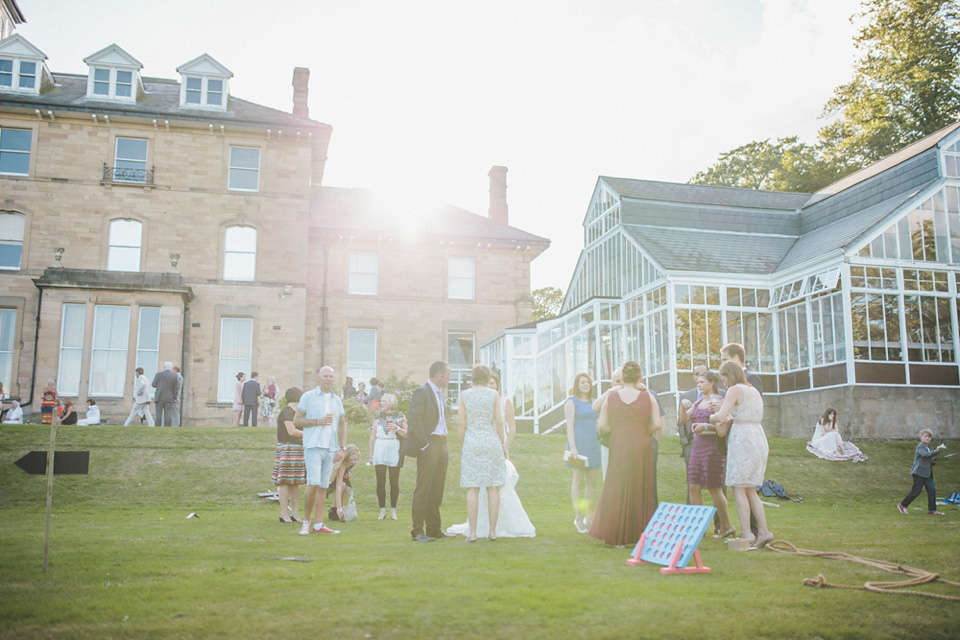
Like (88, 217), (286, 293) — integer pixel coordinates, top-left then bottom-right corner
(720, 343), (763, 396)
(152, 361), (181, 427)
(241, 371), (261, 427)
(404, 361), (452, 542)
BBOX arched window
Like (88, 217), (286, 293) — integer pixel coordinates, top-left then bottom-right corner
(224, 225), (256, 281)
(107, 219), (142, 272)
(0, 211), (24, 270)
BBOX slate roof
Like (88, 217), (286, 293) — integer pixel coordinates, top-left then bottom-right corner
(0, 72), (328, 129)
(312, 186), (550, 248)
(621, 223), (797, 275)
(778, 182), (935, 271)
(809, 121), (960, 201)
(602, 176), (810, 211)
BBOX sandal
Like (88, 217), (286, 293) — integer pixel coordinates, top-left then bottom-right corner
(712, 526), (736, 539)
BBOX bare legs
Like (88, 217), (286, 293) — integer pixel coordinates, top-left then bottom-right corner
(278, 484), (299, 522)
(466, 487), (479, 541)
(233, 410), (241, 426)
(732, 486), (772, 546)
(487, 486), (501, 540)
(690, 483), (732, 534)
(303, 485), (327, 527)
(571, 468), (598, 531)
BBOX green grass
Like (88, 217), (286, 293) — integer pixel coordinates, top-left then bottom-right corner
(1, 422), (958, 639)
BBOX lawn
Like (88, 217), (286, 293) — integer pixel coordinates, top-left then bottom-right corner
(0, 421), (958, 639)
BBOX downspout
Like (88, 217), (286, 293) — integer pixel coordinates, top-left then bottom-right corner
(320, 243), (329, 367)
(27, 284), (44, 411)
(180, 300), (190, 425)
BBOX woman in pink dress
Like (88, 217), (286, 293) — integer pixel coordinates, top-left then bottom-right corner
(589, 361), (661, 547)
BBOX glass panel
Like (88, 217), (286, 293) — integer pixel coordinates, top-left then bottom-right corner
(0, 128), (31, 175)
(135, 307), (161, 377)
(448, 257), (475, 300)
(0, 308), (15, 390)
(348, 328), (378, 384)
(18, 60), (35, 88)
(107, 220), (142, 272)
(89, 306), (130, 396)
(348, 251), (378, 295)
(224, 226), (257, 281)
(115, 70), (132, 97)
(217, 317), (253, 402)
(93, 67), (109, 94)
(228, 147), (260, 190)
(0, 59), (11, 86)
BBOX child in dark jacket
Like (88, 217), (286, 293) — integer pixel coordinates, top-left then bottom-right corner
(897, 429), (946, 516)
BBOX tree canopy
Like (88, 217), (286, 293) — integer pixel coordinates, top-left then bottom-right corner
(691, 0), (960, 193)
(532, 286), (564, 321)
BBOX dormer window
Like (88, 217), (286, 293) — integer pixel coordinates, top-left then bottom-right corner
(0, 34), (52, 95)
(83, 44), (143, 103)
(176, 54), (232, 111)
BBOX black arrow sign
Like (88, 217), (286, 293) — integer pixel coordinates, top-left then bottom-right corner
(15, 451), (89, 475)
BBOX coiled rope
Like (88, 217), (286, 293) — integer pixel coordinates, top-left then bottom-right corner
(765, 540), (960, 601)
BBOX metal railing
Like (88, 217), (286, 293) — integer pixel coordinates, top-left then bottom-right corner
(102, 163), (155, 185)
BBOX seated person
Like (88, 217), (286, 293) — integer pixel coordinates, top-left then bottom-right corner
(807, 408), (866, 461)
(2, 400), (24, 424)
(60, 398), (78, 425)
(77, 399), (101, 426)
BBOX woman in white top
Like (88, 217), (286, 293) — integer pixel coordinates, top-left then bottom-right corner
(368, 393), (407, 520)
(77, 399), (101, 426)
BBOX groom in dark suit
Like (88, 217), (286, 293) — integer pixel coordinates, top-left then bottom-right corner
(404, 361), (452, 542)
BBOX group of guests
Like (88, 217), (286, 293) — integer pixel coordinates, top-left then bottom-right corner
(342, 376), (383, 410)
(232, 371), (278, 427)
(565, 343), (774, 551)
(1, 379), (100, 426)
(123, 363), (183, 427)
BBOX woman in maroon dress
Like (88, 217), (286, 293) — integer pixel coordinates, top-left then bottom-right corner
(589, 361), (661, 547)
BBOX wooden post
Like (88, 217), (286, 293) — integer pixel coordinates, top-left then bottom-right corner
(42, 422), (57, 573)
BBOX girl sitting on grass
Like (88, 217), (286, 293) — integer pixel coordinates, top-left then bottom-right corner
(328, 444), (361, 522)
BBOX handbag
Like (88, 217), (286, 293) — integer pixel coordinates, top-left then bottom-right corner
(596, 427), (611, 447)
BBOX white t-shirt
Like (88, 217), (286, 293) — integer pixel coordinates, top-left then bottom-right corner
(297, 387), (345, 450)
(4, 405), (23, 423)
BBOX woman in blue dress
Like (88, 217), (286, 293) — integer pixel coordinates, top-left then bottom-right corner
(563, 372), (601, 533)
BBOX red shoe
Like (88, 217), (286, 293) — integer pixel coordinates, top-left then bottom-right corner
(897, 503), (907, 514)
(312, 523), (341, 534)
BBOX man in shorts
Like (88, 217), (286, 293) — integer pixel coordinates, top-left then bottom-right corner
(294, 366), (347, 535)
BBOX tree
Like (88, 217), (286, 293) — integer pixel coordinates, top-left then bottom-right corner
(532, 286), (564, 321)
(691, 0), (960, 191)
(820, 0), (960, 166)
(689, 137), (847, 193)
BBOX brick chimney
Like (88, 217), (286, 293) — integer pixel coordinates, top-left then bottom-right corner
(292, 67), (310, 118)
(488, 165), (508, 226)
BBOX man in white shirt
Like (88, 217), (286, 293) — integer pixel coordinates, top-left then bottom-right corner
(77, 399), (101, 426)
(2, 400), (23, 424)
(294, 366), (347, 535)
(123, 367), (155, 426)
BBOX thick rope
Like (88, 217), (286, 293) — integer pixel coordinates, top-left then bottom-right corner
(765, 540), (960, 601)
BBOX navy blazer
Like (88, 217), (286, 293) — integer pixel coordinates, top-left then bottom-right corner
(402, 383), (441, 458)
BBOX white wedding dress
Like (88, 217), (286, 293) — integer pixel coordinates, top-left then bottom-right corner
(807, 422), (867, 461)
(447, 404), (536, 538)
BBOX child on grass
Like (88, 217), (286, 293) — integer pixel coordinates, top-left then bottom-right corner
(897, 429), (946, 516)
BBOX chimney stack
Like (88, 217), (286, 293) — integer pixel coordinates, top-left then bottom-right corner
(488, 165), (508, 226)
(292, 67), (310, 118)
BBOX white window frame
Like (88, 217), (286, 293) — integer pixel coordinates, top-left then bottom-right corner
(0, 58), (40, 92)
(0, 127), (32, 176)
(0, 308), (15, 390)
(88, 66), (137, 101)
(347, 328), (377, 384)
(135, 307), (161, 382)
(0, 212), (25, 270)
(182, 76), (226, 108)
(228, 146), (260, 192)
(106, 219), (142, 272)
(223, 225), (257, 281)
(218, 317), (253, 402)
(57, 303), (85, 397)
(348, 251), (378, 295)
(448, 257), (476, 300)
(447, 331), (476, 403)
(113, 137), (148, 183)
(89, 305), (130, 397)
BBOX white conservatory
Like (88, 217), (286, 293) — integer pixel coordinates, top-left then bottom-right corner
(481, 122), (960, 439)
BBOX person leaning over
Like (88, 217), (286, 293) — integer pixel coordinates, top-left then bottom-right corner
(294, 366), (347, 535)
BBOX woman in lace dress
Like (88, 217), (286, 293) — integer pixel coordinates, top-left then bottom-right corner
(458, 364), (507, 542)
(709, 361), (773, 549)
(448, 372), (535, 538)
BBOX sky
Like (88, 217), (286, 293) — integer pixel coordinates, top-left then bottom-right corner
(18, 0), (865, 291)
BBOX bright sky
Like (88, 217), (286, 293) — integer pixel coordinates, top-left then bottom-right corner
(19, 0), (864, 291)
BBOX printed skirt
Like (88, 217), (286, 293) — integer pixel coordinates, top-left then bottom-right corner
(272, 443), (306, 485)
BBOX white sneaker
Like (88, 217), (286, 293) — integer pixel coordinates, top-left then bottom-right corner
(299, 520), (311, 535)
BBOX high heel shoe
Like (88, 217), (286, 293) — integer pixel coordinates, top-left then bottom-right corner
(752, 532), (774, 549)
(712, 526), (736, 539)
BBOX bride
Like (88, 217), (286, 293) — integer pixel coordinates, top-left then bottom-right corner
(807, 408), (867, 461)
(447, 372), (535, 538)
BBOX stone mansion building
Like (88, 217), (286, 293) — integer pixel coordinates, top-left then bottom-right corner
(0, 26), (547, 424)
